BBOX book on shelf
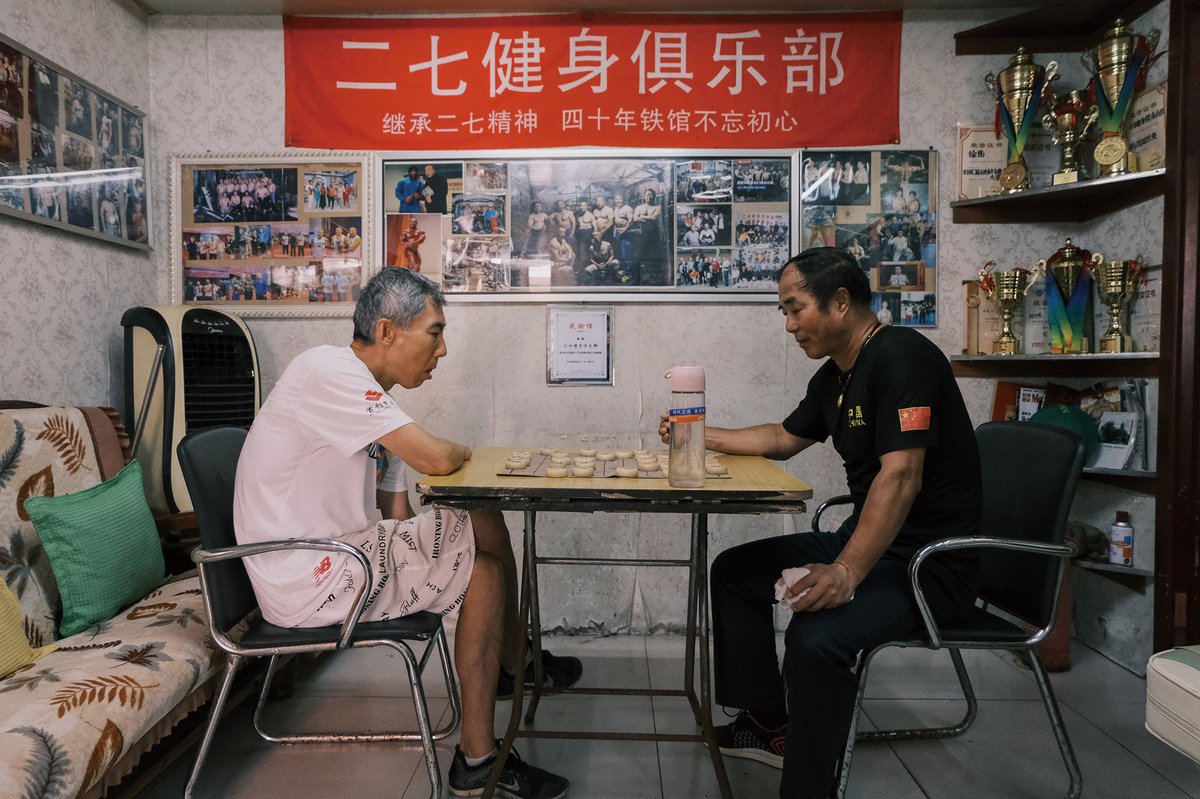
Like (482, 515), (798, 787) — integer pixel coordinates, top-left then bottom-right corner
(1018, 386), (1047, 420)
(991, 381), (1045, 422)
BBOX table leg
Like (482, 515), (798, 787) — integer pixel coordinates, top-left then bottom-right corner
(684, 513), (701, 720)
(695, 513), (733, 799)
(483, 511), (535, 799)
(524, 509), (545, 725)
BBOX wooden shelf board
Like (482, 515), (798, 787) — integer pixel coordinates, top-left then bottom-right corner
(954, 0), (1164, 55)
(1082, 469), (1157, 492)
(1084, 467), (1155, 479)
(951, 353), (1159, 378)
(951, 169), (1165, 224)
(1076, 559), (1153, 577)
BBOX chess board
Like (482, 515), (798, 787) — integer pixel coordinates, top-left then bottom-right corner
(495, 449), (732, 479)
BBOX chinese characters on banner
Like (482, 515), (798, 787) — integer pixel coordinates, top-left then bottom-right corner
(284, 12), (901, 150)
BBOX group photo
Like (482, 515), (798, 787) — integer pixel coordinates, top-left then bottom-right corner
(191, 167), (297, 224)
(507, 157), (673, 288)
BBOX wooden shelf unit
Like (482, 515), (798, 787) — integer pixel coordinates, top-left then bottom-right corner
(950, 353), (1159, 379)
(953, 0), (1163, 55)
(950, 169), (1165, 224)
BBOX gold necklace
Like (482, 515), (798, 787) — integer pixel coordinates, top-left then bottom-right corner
(836, 321), (883, 409)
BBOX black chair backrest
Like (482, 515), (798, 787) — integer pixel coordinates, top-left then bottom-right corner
(177, 426), (256, 632)
(975, 420), (1085, 628)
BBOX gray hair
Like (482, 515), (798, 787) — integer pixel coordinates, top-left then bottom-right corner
(353, 267), (445, 343)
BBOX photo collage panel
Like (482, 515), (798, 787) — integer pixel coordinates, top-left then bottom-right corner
(179, 160), (364, 305)
(381, 155), (793, 295)
(799, 149), (937, 327)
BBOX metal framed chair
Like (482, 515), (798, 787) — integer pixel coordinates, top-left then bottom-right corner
(816, 420), (1086, 799)
(176, 426), (461, 799)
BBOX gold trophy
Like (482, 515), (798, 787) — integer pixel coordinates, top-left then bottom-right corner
(978, 260), (1044, 355)
(1082, 19), (1161, 178)
(1042, 89), (1098, 185)
(985, 49), (1058, 193)
(1095, 259), (1144, 353)
(1040, 238), (1103, 354)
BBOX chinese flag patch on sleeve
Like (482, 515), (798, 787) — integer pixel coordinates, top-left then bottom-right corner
(898, 406), (931, 431)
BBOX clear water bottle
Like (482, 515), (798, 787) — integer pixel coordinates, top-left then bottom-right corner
(665, 366), (706, 488)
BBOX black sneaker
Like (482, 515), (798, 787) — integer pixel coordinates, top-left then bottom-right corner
(715, 710), (786, 769)
(448, 744), (569, 799)
(496, 649), (584, 701)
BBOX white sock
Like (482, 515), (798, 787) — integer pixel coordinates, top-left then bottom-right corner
(464, 746), (498, 767)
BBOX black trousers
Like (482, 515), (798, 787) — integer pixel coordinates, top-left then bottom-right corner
(710, 525), (977, 798)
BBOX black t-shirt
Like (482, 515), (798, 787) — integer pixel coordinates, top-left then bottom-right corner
(783, 325), (982, 570)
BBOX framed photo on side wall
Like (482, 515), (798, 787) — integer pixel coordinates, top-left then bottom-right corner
(0, 31), (150, 249)
(169, 152), (373, 316)
(800, 148), (939, 327)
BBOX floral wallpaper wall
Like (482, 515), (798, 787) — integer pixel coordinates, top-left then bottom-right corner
(0, 0), (153, 406)
(0, 1), (1168, 655)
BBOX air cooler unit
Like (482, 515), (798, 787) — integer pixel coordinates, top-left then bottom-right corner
(121, 305), (261, 514)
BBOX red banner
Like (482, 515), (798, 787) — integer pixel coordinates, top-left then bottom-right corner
(284, 12), (900, 150)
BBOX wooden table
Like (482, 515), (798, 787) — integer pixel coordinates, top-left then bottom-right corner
(417, 448), (812, 799)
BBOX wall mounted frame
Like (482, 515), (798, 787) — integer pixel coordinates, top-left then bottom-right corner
(169, 151), (373, 317)
(0, 32), (150, 250)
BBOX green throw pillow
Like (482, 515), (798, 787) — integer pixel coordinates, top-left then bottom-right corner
(23, 460), (167, 637)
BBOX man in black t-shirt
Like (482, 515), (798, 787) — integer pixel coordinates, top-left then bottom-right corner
(660, 248), (981, 798)
(422, 164), (448, 214)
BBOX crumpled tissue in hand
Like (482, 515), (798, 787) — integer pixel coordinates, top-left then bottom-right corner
(774, 567), (811, 611)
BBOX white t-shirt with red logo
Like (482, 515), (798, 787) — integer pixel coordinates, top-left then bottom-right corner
(233, 345), (414, 627)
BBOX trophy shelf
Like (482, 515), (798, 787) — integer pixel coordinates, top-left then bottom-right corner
(950, 352), (1159, 379)
(950, 169), (1165, 224)
(954, 0), (1162, 55)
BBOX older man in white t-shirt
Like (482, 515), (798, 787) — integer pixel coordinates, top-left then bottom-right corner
(234, 267), (571, 799)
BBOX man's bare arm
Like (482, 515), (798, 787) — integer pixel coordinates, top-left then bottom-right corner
(658, 413), (813, 460)
(707, 423), (815, 460)
(378, 423), (471, 476)
(788, 447), (925, 611)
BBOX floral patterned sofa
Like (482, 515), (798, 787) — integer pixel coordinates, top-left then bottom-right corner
(0, 403), (223, 799)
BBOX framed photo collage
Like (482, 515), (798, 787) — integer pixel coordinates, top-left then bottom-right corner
(169, 148), (938, 326)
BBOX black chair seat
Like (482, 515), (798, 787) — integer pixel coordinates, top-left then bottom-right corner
(888, 610), (1042, 648)
(241, 611), (445, 648)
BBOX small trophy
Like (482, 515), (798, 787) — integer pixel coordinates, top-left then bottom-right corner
(1095, 259), (1144, 353)
(1042, 89), (1098, 185)
(1082, 19), (1161, 178)
(985, 48), (1058, 193)
(1040, 238), (1103, 354)
(978, 260), (1044, 355)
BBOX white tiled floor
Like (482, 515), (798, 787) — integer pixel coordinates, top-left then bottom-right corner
(136, 634), (1200, 798)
